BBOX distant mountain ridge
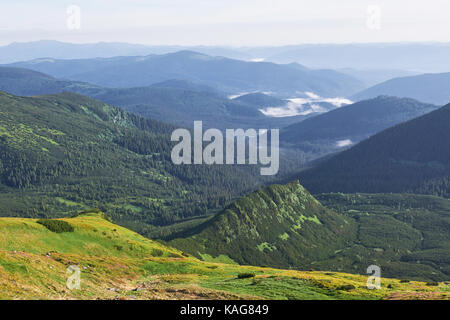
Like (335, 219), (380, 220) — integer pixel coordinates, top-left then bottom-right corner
(7, 50), (365, 97)
(352, 72), (450, 105)
(3, 41), (450, 73)
(253, 43), (450, 73)
(0, 40), (252, 64)
(0, 66), (314, 129)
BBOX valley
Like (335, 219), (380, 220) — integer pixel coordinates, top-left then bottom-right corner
(0, 90), (271, 239)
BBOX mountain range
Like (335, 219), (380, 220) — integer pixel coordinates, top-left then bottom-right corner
(249, 43), (450, 73)
(232, 92), (287, 109)
(0, 40), (253, 64)
(3, 41), (450, 74)
(0, 66), (314, 130)
(6, 50), (365, 97)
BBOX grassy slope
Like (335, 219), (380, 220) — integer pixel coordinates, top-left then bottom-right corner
(1, 211), (448, 300)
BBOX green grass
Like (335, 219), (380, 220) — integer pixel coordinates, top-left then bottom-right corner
(201, 277), (337, 300)
(0, 211), (449, 300)
(198, 253), (238, 265)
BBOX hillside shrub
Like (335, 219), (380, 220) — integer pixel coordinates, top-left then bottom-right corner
(151, 248), (164, 257)
(336, 284), (355, 291)
(237, 272), (256, 279)
(37, 219), (74, 233)
(426, 282), (439, 286)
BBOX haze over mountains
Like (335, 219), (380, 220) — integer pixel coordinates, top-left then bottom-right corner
(1, 62), (446, 160)
(0, 66), (314, 129)
(338, 68), (418, 87)
(352, 72), (450, 105)
(7, 50), (364, 97)
(3, 41), (450, 74)
(252, 43), (450, 73)
(0, 40), (252, 64)
(280, 96), (438, 154)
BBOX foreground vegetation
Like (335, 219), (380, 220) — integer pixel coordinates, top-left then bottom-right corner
(1, 211), (448, 300)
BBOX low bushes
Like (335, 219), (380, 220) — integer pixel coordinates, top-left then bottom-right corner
(336, 284), (355, 291)
(151, 248), (164, 257)
(37, 219), (74, 233)
(237, 272), (256, 279)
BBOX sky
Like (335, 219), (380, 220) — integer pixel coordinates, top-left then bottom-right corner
(1, 0), (450, 46)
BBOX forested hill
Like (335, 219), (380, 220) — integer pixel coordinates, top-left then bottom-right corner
(0, 91), (266, 237)
(0, 66), (101, 96)
(232, 92), (287, 108)
(170, 180), (356, 269)
(298, 102), (450, 197)
(281, 96), (437, 146)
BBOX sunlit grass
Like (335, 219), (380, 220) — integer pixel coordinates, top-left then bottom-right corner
(0, 212), (448, 300)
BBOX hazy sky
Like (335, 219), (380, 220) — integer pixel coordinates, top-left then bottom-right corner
(1, 0), (450, 46)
